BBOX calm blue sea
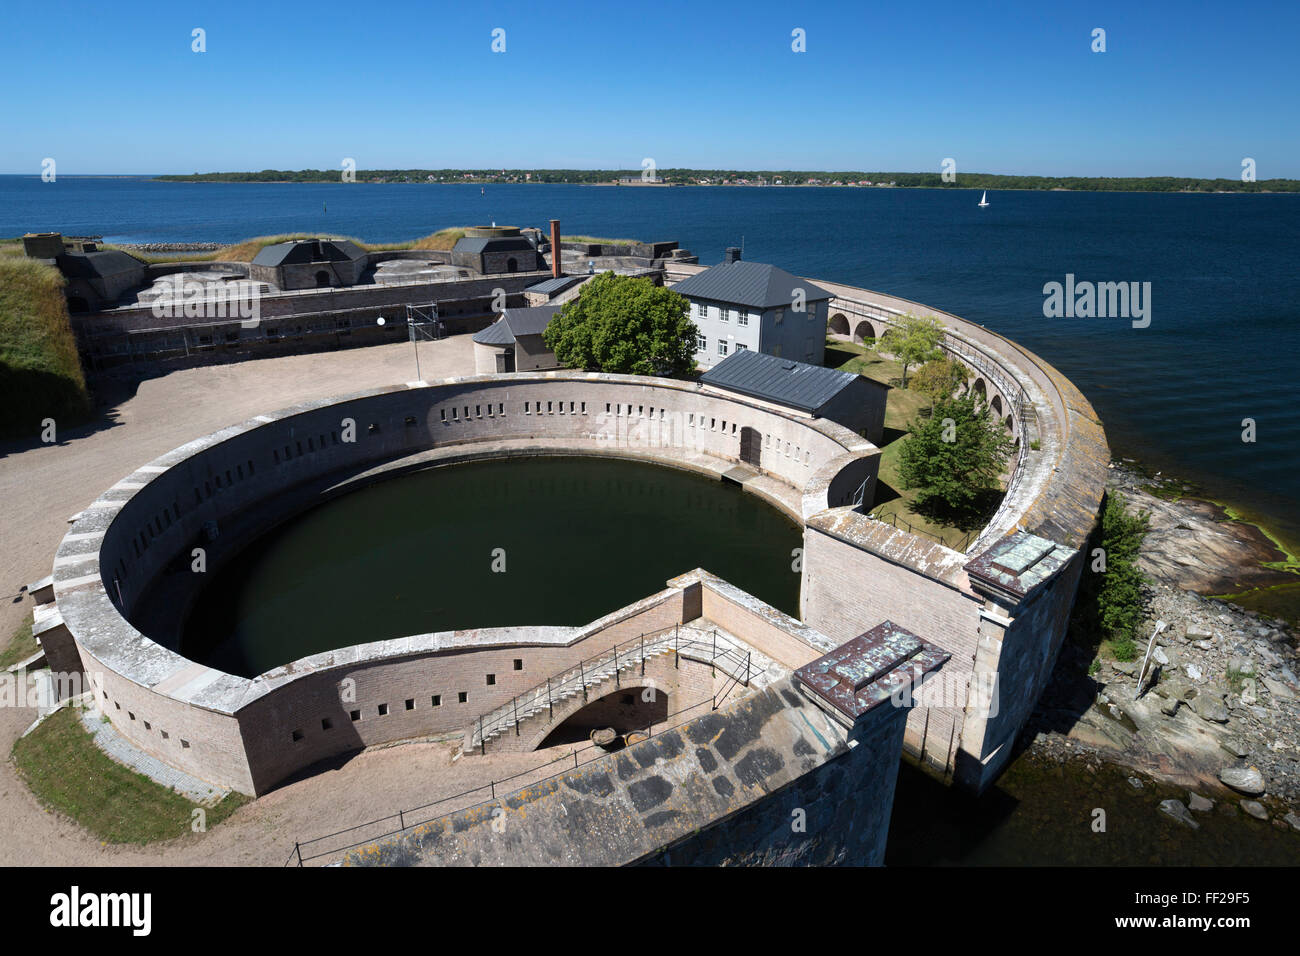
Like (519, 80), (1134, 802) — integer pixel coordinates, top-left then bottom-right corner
(3, 176), (1297, 549)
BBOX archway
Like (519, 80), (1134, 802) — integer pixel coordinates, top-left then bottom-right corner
(506, 258), (518, 273)
(536, 685), (669, 748)
(828, 313), (850, 338)
(853, 320), (876, 344)
(972, 378), (988, 403)
(990, 394), (1003, 417)
(315, 271), (330, 287)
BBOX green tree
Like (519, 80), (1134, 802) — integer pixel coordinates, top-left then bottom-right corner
(878, 313), (944, 386)
(542, 272), (697, 376)
(909, 355), (967, 406)
(1093, 493), (1151, 659)
(897, 394), (1014, 523)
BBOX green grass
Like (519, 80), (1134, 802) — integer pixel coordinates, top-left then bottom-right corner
(102, 227), (473, 264)
(11, 706), (249, 844)
(0, 619), (39, 670)
(0, 256), (91, 440)
(562, 235), (637, 246)
(824, 339), (976, 549)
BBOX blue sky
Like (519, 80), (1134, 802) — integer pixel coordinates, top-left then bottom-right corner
(3, 0), (1297, 177)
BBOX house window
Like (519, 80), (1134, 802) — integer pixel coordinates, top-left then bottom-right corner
(738, 312), (749, 327)
(774, 309), (784, 324)
(719, 308), (729, 323)
(696, 334), (706, 351)
(736, 343), (748, 351)
(717, 341), (728, 356)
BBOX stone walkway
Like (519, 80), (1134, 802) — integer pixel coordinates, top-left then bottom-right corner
(75, 703), (230, 806)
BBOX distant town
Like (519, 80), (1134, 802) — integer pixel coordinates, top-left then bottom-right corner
(152, 168), (1300, 193)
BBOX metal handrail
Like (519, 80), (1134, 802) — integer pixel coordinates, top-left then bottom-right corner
(287, 688), (734, 866)
(469, 624), (753, 749)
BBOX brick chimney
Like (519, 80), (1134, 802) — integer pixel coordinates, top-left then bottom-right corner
(549, 219), (562, 278)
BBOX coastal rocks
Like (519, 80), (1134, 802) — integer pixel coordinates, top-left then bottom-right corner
(1261, 677), (1295, 701)
(1240, 800), (1269, 821)
(1159, 799), (1199, 829)
(1190, 691), (1229, 723)
(1184, 663), (1204, 683)
(1219, 766), (1266, 796)
(1284, 812), (1300, 832)
(1127, 776), (1144, 789)
(1188, 792), (1214, 812)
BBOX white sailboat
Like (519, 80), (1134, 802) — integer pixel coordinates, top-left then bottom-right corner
(978, 190), (990, 208)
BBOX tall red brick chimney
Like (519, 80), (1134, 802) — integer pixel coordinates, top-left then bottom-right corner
(549, 219), (561, 278)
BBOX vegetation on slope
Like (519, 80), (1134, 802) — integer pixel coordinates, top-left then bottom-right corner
(0, 255), (90, 440)
(11, 705), (248, 845)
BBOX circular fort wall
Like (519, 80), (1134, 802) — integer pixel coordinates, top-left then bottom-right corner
(53, 373), (876, 794)
(52, 275), (1109, 796)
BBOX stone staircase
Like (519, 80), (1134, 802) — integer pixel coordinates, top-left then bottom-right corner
(464, 624), (756, 753)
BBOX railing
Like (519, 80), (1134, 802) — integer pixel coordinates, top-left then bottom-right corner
(285, 682), (749, 867)
(469, 623), (753, 751)
(864, 508), (975, 553)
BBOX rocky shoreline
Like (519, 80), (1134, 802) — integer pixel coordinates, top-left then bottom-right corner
(1024, 460), (1300, 833)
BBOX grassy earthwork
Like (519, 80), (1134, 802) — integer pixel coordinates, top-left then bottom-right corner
(11, 705), (248, 845)
(823, 338), (991, 550)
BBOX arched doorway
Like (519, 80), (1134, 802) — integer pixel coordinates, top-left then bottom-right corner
(506, 258), (518, 273)
(536, 685), (669, 748)
(315, 270), (330, 287)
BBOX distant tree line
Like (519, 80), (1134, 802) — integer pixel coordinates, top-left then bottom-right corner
(153, 169), (1300, 192)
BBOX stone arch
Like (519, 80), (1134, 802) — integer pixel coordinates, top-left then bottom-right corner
(828, 312), (850, 338)
(1003, 414), (1014, 435)
(852, 319), (876, 344)
(990, 394), (1003, 417)
(506, 257), (518, 273)
(972, 378), (988, 402)
(314, 270), (330, 287)
(536, 685), (670, 749)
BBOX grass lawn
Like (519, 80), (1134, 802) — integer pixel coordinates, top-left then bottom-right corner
(11, 706), (248, 845)
(0, 256), (91, 439)
(0, 619), (39, 670)
(824, 338), (990, 550)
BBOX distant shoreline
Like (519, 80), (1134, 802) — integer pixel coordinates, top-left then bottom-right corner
(138, 171), (1300, 194)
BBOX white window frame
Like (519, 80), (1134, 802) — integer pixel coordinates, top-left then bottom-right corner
(717, 340), (728, 357)
(696, 333), (707, 351)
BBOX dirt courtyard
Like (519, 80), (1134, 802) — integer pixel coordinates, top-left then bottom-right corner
(0, 335), (571, 866)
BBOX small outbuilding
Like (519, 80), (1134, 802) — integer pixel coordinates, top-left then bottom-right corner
(451, 226), (544, 275)
(699, 348), (887, 444)
(249, 238), (368, 290)
(472, 304), (562, 373)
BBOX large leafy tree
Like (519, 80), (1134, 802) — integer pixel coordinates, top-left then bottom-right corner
(909, 355), (967, 406)
(878, 313), (944, 386)
(542, 272), (697, 376)
(897, 394), (1014, 522)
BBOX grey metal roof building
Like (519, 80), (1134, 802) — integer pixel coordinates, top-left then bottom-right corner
(526, 275), (584, 297)
(700, 349), (858, 413)
(471, 304), (561, 346)
(251, 239), (366, 267)
(670, 260), (831, 310)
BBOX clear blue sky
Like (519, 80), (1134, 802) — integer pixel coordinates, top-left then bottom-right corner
(3, 0), (1297, 177)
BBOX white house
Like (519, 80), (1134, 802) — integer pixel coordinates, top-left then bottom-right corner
(669, 249), (833, 369)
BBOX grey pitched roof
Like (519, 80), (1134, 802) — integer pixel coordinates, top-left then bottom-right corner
(471, 305), (561, 345)
(252, 239), (366, 266)
(670, 260), (831, 310)
(57, 250), (144, 279)
(472, 317), (516, 346)
(452, 236), (536, 255)
(502, 304), (560, 337)
(699, 349), (859, 413)
(526, 275), (583, 296)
